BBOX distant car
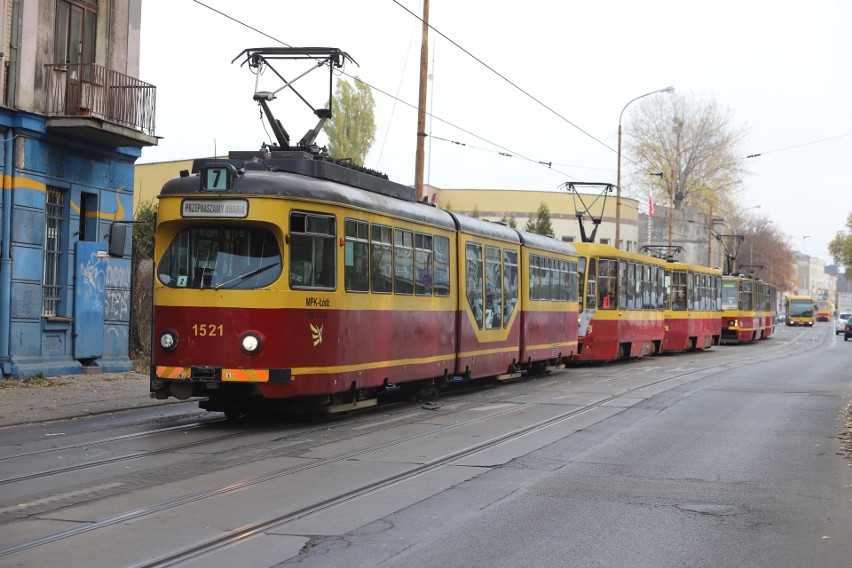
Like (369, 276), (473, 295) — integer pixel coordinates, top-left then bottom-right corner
(846, 316), (852, 342)
(836, 312), (852, 335)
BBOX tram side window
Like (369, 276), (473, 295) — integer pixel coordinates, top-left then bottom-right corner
(584, 257), (597, 310)
(415, 233), (433, 296)
(529, 255), (541, 301)
(618, 260), (627, 309)
(485, 246), (502, 329)
(687, 272), (696, 311)
(503, 249), (518, 324)
(740, 280), (753, 311)
(433, 235), (450, 297)
(714, 276), (722, 311)
(641, 265), (651, 309)
(627, 262), (637, 310)
(657, 267), (663, 308)
(344, 219), (369, 292)
(394, 228), (414, 295)
(371, 224), (393, 294)
(558, 259), (569, 301)
(466, 242), (484, 328)
(568, 260), (578, 302)
(289, 212), (336, 290)
(673, 271), (688, 310)
(542, 257), (552, 301)
(598, 258), (617, 310)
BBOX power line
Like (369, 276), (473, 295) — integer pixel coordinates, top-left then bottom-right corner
(743, 131), (852, 160)
(189, 0), (577, 182)
(390, 0), (617, 156)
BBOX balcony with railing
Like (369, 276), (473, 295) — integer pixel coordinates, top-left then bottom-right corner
(44, 62), (158, 147)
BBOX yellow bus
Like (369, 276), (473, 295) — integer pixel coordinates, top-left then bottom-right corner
(785, 295), (815, 327)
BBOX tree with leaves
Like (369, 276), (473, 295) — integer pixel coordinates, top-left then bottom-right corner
(625, 92), (747, 215)
(133, 200), (157, 260)
(500, 213), (518, 228)
(322, 76), (376, 166)
(525, 202), (554, 236)
(829, 211), (852, 276)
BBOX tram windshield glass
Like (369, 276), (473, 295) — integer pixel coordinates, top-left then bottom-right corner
(721, 280), (739, 310)
(158, 226), (282, 289)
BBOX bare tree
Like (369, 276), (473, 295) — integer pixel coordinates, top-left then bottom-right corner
(733, 214), (796, 290)
(625, 93), (748, 215)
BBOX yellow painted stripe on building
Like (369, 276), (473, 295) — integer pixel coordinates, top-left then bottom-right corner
(3, 175), (47, 192)
(156, 366), (191, 379)
(222, 369), (270, 382)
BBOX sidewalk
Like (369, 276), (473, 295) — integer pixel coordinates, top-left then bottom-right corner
(0, 371), (178, 428)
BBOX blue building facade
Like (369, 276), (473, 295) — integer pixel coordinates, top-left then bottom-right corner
(0, 0), (156, 378)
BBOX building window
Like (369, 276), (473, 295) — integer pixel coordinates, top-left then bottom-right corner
(55, 0), (98, 75)
(600, 238), (610, 245)
(561, 236), (575, 243)
(42, 187), (65, 316)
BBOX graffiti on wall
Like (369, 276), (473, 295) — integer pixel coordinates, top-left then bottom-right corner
(105, 259), (131, 321)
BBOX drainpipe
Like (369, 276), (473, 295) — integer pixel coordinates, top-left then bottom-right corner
(0, 129), (14, 375)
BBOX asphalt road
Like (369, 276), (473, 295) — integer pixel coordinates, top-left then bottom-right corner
(286, 325), (852, 568)
(1, 324), (850, 567)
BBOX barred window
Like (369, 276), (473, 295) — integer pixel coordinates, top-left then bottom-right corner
(42, 187), (65, 316)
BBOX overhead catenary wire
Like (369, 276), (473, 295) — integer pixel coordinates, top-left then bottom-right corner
(189, 0), (584, 182)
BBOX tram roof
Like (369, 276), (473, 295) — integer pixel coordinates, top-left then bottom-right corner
(159, 154), (457, 231)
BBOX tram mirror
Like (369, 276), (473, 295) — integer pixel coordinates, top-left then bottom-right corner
(108, 223), (127, 257)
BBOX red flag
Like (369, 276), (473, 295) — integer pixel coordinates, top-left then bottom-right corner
(649, 192), (654, 217)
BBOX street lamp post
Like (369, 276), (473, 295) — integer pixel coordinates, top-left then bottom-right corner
(616, 86), (674, 250)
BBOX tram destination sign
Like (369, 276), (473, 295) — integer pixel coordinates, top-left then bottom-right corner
(181, 199), (248, 218)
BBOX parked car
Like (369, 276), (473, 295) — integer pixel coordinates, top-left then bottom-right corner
(836, 312), (852, 335)
(845, 316), (852, 341)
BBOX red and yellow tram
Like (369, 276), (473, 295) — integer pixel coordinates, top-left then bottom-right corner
(150, 155), (579, 416)
(572, 243), (667, 362)
(661, 262), (722, 352)
(720, 276), (777, 343)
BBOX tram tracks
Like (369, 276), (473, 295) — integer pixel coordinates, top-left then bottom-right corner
(0, 341), (803, 564)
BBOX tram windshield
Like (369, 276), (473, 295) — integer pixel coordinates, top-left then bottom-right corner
(158, 226), (282, 289)
(721, 280), (738, 310)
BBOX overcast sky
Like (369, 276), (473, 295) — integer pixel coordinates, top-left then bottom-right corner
(139, 0), (851, 266)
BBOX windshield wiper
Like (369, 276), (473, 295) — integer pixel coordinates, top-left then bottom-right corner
(214, 262), (280, 290)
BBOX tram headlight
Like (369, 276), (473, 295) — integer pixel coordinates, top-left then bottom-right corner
(159, 330), (178, 352)
(240, 332), (263, 355)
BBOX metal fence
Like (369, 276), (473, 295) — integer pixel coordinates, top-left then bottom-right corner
(44, 63), (156, 136)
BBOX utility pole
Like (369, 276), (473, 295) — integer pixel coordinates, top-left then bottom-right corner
(667, 167), (676, 251)
(414, 0), (430, 201)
